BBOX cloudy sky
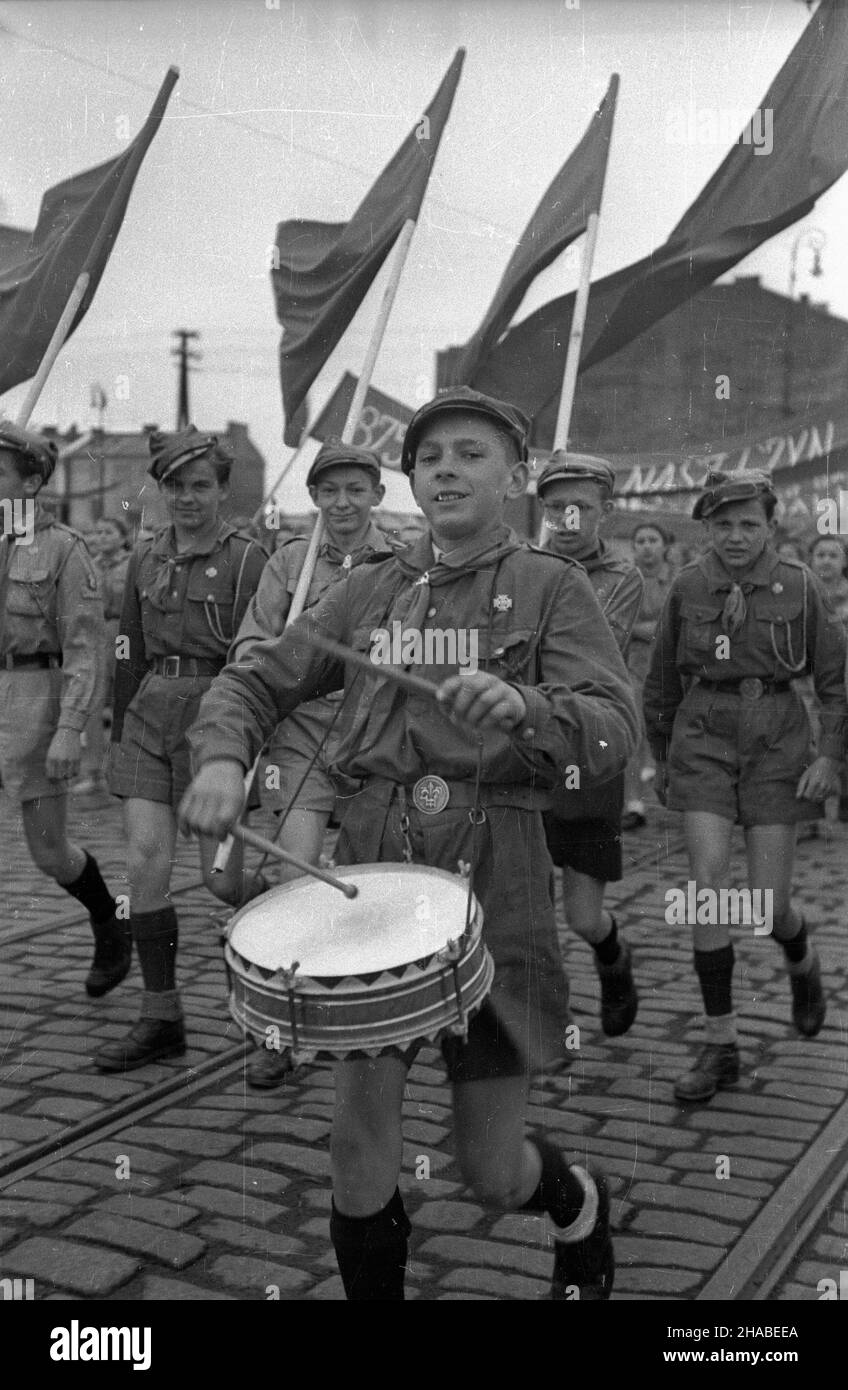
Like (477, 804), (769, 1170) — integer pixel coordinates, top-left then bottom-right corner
(0, 0), (842, 511)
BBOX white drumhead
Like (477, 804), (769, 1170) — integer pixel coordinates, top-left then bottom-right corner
(229, 865), (476, 976)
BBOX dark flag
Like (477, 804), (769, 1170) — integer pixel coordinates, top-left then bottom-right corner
(273, 50), (465, 430)
(472, 0), (848, 439)
(450, 75), (617, 388)
(309, 371), (413, 470)
(0, 69), (178, 397)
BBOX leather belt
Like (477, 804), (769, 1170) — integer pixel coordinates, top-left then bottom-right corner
(357, 774), (550, 814)
(2, 652), (62, 671)
(151, 656), (225, 679)
(698, 677), (792, 701)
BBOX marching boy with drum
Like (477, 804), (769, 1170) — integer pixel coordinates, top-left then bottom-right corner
(179, 387), (639, 1301)
(230, 438), (391, 1088)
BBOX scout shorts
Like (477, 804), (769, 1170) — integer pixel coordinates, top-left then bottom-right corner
(667, 684), (820, 826)
(542, 811), (623, 882)
(0, 668), (71, 802)
(333, 782), (571, 1082)
(262, 697), (341, 816)
(109, 672), (215, 810)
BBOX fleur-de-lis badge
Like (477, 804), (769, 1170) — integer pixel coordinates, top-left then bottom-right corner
(493, 594), (513, 612)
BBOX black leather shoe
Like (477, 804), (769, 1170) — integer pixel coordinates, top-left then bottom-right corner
(790, 949), (827, 1037)
(674, 1042), (740, 1103)
(551, 1167), (614, 1301)
(247, 1047), (295, 1089)
(85, 918), (132, 998)
(596, 939), (638, 1036)
(95, 1018), (186, 1073)
(620, 810), (647, 831)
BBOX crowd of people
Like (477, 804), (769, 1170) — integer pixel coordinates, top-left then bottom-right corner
(1, 387), (846, 1301)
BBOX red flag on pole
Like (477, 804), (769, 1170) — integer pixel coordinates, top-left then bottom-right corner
(0, 69), (178, 399)
(449, 75), (617, 389)
(469, 0), (848, 439)
(272, 49), (465, 431)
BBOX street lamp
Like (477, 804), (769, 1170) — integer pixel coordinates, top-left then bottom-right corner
(782, 227), (826, 417)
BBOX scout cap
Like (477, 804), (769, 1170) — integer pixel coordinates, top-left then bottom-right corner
(306, 439), (382, 489)
(536, 449), (616, 498)
(0, 420), (58, 482)
(401, 386), (530, 475)
(148, 426), (224, 484)
(693, 469), (776, 520)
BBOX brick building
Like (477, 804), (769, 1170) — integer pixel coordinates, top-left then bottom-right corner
(39, 421), (266, 533)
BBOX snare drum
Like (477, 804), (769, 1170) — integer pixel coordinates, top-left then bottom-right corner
(224, 864), (494, 1062)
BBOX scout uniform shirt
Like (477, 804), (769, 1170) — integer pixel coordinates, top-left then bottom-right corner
(230, 522), (392, 804)
(543, 537), (643, 821)
(643, 547), (847, 763)
(191, 524), (639, 789)
(191, 522), (639, 801)
(188, 523), (639, 1066)
(0, 500), (104, 731)
(112, 519), (267, 743)
(232, 522), (390, 659)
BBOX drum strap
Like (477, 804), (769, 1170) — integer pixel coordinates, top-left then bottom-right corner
(461, 563), (503, 934)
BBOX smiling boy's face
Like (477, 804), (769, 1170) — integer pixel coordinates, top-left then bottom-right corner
(409, 411), (527, 549)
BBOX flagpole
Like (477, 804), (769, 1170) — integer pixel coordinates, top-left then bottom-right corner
(251, 438), (307, 528)
(287, 216), (417, 621)
(212, 215), (419, 874)
(539, 73), (619, 541)
(15, 273), (91, 428)
(15, 67), (179, 428)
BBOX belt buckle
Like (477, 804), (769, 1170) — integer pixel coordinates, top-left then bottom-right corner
(739, 677), (764, 701)
(411, 775), (451, 815)
(162, 655), (181, 679)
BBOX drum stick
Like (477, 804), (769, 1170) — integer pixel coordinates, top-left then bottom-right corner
(229, 822), (359, 900)
(297, 628), (441, 701)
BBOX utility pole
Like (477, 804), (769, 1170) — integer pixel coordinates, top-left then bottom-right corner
(171, 329), (201, 429)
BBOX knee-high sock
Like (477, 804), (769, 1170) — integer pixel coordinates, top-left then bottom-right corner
(694, 944), (734, 1016)
(330, 1188), (410, 1301)
(62, 851), (117, 926)
(132, 907), (178, 994)
(521, 1136), (589, 1231)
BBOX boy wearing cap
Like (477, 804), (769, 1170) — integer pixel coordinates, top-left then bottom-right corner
(644, 470), (846, 1102)
(0, 421), (130, 996)
(623, 522), (675, 828)
(231, 439), (389, 1088)
(96, 428), (267, 1072)
(537, 452), (644, 1037)
(179, 386), (639, 1301)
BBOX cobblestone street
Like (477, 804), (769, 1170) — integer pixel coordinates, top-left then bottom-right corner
(1, 791), (846, 1302)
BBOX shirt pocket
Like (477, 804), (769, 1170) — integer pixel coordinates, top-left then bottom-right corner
(678, 598), (724, 662)
(185, 572), (234, 645)
(475, 627), (537, 681)
(5, 565), (53, 619)
(749, 592), (805, 668)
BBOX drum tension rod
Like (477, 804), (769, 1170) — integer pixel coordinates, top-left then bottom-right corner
(444, 938), (468, 1037)
(278, 963), (301, 1057)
